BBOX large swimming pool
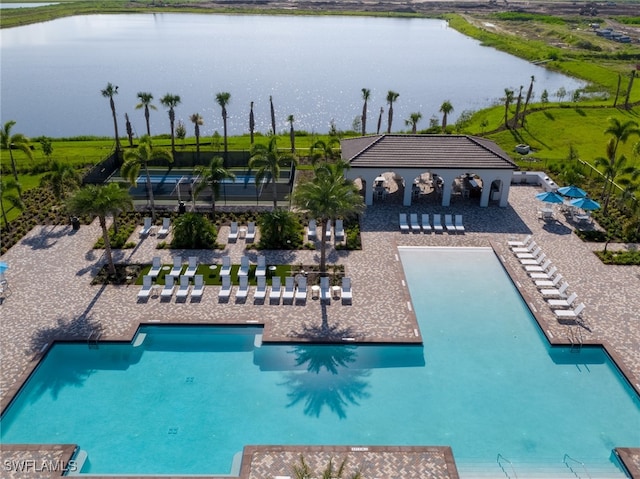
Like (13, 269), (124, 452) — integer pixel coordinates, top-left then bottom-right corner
(1, 247), (638, 475)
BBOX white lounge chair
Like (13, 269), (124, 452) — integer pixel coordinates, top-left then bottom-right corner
(548, 292), (578, 309)
(432, 214), (444, 232)
(255, 256), (266, 277)
(245, 222), (256, 242)
(169, 256), (183, 277)
(455, 215), (465, 232)
(238, 256), (250, 277)
(282, 277), (295, 303)
(161, 275), (175, 299)
(535, 274), (563, 289)
(325, 219), (332, 241)
(295, 277), (307, 304)
(191, 275), (204, 299)
(517, 246), (542, 260)
(529, 265), (558, 280)
(444, 214), (455, 232)
(176, 275), (191, 299)
(254, 276), (267, 302)
(236, 276), (249, 301)
(184, 256), (198, 278)
(157, 217), (170, 236)
(219, 256), (232, 276)
(520, 252), (546, 266)
(320, 276), (331, 303)
(524, 258), (552, 273)
(553, 302), (585, 320)
(228, 221), (238, 242)
(421, 214), (432, 233)
(335, 219), (345, 241)
(307, 219), (318, 241)
(218, 275), (232, 300)
(512, 241), (537, 254)
(140, 217), (153, 236)
(148, 256), (162, 278)
(398, 213), (409, 232)
(269, 276), (282, 304)
(508, 234), (532, 248)
(137, 275), (153, 299)
(410, 213), (421, 233)
(540, 281), (569, 298)
(341, 277), (352, 305)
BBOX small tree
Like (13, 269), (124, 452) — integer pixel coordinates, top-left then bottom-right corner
(170, 212), (217, 249)
(192, 156), (236, 216)
(249, 136), (297, 208)
(541, 89), (549, 104)
(257, 209), (303, 249)
(39, 137), (53, 161)
(404, 112), (422, 134)
(41, 160), (81, 201)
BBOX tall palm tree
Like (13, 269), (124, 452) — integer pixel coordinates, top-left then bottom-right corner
(521, 76), (535, 127)
(249, 101), (255, 145)
(386, 90), (399, 134)
(66, 183), (132, 275)
(189, 113), (204, 162)
(193, 156), (236, 216)
(160, 93), (181, 158)
(135, 92), (157, 137)
(1, 120), (33, 183)
(595, 137), (640, 214)
(361, 88), (370, 136)
(513, 85), (524, 128)
(249, 136), (297, 208)
(503, 88), (514, 128)
(41, 160), (81, 200)
(121, 135), (173, 220)
(0, 177), (23, 227)
(404, 112), (422, 134)
(439, 101), (454, 132)
(124, 113), (134, 148)
(101, 83), (121, 154)
(291, 160), (364, 273)
(215, 92), (231, 167)
(287, 114), (296, 153)
(604, 117), (639, 158)
(269, 95), (277, 136)
(376, 107), (384, 135)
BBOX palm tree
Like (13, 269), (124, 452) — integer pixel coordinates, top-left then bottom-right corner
(404, 112), (422, 134)
(287, 114), (296, 153)
(269, 95), (277, 136)
(513, 85), (524, 128)
(189, 113), (204, 162)
(249, 136), (297, 208)
(604, 117), (639, 158)
(101, 83), (121, 154)
(121, 135), (173, 220)
(376, 107), (384, 135)
(503, 88), (514, 128)
(595, 137), (640, 214)
(1, 120), (33, 183)
(249, 101), (255, 145)
(361, 88), (370, 136)
(135, 92), (156, 137)
(0, 177), (23, 227)
(440, 101), (454, 132)
(291, 160), (364, 273)
(521, 76), (535, 127)
(309, 138), (340, 165)
(66, 183), (132, 275)
(160, 93), (181, 158)
(214, 92), (231, 167)
(124, 113), (134, 148)
(41, 160), (81, 200)
(386, 90), (399, 134)
(192, 156), (236, 216)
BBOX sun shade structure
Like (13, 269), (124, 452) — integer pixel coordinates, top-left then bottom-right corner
(341, 134), (517, 207)
(557, 185), (587, 198)
(570, 197), (601, 211)
(535, 191), (565, 204)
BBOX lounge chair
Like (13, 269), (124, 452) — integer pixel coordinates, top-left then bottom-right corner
(325, 220), (332, 241)
(254, 276), (267, 302)
(341, 277), (352, 305)
(529, 265), (558, 280)
(157, 217), (170, 236)
(255, 256), (266, 277)
(432, 214), (444, 232)
(410, 213), (421, 233)
(140, 217), (153, 236)
(335, 219), (345, 241)
(184, 256), (198, 278)
(137, 275), (153, 299)
(421, 214), (432, 233)
(553, 302), (585, 320)
(520, 252), (546, 266)
(295, 277), (307, 304)
(512, 241), (537, 254)
(148, 256), (162, 279)
(282, 277), (295, 303)
(508, 234), (532, 248)
(191, 275), (204, 299)
(176, 275), (191, 299)
(169, 256), (183, 277)
(236, 276), (249, 301)
(218, 275), (232, 300)
(548, 292), (578, 309)
(245, 222), (256, 242)
(269, 276), (282, 304)
(444, 214), (455, 232)
(307, 219), (318, 241)
(535, 274), (563, 289)
(161, 275), (175, 299)
(399, 213), (410, 232)
(320, 276), (331, 303)
(540, 281), (569, 298)
(517, 246), (542, 260)
(524, 258), (552, 273)
(228, 221), (238, 242)
(455, 215), (465, 232)
(219, 256), (232, 276)
(238, 256), (250, 277)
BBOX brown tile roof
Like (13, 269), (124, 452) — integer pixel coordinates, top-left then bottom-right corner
(341, 134), (518, 170)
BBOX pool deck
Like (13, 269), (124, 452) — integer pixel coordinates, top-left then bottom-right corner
(1, 185), (639, 478)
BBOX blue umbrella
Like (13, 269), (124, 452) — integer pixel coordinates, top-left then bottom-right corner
(0, 262), (8, 274)
(570, 197), (601, 211)
(558, 185), (587, 198)
(536, 191), (564, 204)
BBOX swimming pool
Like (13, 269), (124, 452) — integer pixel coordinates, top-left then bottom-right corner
(1, 247), (638, 475)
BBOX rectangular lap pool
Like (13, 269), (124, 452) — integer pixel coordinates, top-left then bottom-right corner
(1, 247), (638, 476)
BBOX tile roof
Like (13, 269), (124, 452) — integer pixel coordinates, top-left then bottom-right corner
(341, 134), (518, 170)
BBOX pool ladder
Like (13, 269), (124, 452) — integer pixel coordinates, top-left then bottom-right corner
(497, 453), (518, 478)
(567, 326), (583, 353)
(563, 454), (592, 479)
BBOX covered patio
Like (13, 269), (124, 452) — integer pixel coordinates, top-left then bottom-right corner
(341, 134), (518, 207)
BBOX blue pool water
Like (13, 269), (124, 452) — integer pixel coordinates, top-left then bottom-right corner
(136, 174), (256, 184)
(1, 247), (638, 475)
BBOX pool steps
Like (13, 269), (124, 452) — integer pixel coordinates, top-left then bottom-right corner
(456, 457), (629, 478)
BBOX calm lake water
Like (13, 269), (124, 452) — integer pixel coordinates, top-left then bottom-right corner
(0, 14), (586, 138)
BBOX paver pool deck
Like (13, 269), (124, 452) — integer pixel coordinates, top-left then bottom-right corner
(1, 185), (639, 478)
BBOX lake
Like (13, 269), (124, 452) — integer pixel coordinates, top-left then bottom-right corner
(0, 14), (586, 138)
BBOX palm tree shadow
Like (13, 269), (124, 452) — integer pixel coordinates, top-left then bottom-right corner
(20, 225), (71, 250)
(291, 302), (361, 341)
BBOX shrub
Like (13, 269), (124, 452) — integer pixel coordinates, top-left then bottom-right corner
(170, 212), (217, 249)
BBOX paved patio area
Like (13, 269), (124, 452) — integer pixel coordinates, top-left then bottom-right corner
(1, 185), (638, 477)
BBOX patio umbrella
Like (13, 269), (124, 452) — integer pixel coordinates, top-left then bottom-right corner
(570, 197), (601, 211)
(535, 191), (564, 204)
(558, 185), (587, 198)
(0, 262), (8, 274)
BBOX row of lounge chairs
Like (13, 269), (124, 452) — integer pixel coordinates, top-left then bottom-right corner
(140, 217), (171, 237)
(228, 221), (256, 242)
(138, 274), (205, 300)
(509, 235), (585, 321)
(399, 213), (464, 234)
(307, 219), (345, 242)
